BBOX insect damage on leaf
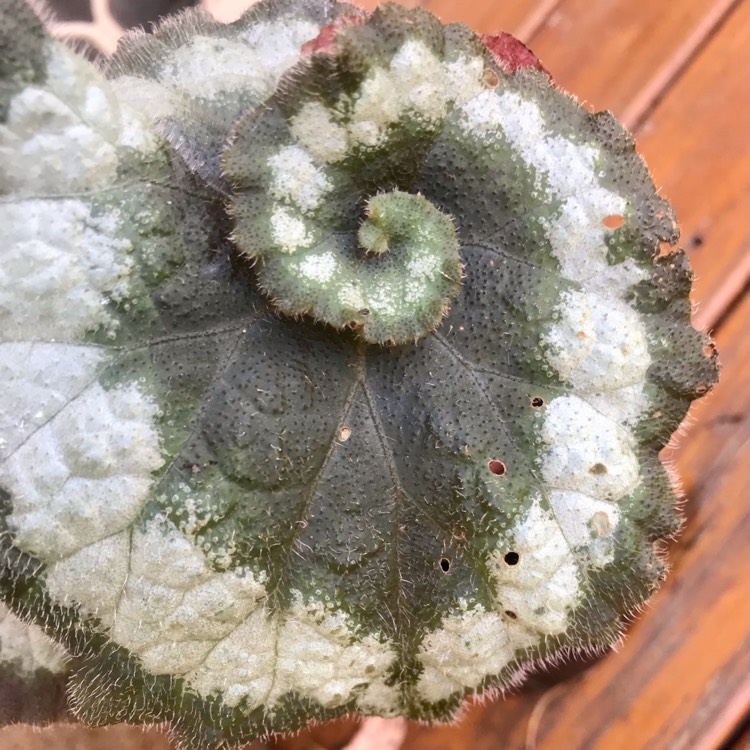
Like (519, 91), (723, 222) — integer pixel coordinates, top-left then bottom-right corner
(0, 0), (719, 748)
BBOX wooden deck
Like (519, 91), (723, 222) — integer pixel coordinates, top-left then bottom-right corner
(1, 0), (747, 748)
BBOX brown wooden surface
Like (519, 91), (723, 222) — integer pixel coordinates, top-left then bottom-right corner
(728, 723), (750, 750)
(1, 0), (747, 749)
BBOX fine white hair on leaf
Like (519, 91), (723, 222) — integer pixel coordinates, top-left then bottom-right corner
(0, 602), (69, 676)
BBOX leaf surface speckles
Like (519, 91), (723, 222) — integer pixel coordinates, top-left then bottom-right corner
(0, 1), (719, 747)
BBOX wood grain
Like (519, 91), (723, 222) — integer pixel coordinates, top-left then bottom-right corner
(356, 0), (562, 40)
(635, 1), (749, 332)
(521, 0), (740, 126)
(422, 0), (561, 40)
(0, 724), (174, 750)
(666, 293), (749, 503)
(727, 723), (750, 750)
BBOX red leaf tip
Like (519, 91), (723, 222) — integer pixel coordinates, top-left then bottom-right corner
(480, 32), (550, 78)
(301, 11), (369, 57)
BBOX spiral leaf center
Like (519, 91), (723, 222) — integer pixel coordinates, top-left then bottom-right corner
(355, 191), (461, 342)
(222, 11), (474, 346)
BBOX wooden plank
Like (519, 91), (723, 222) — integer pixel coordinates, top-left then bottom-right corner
(423, 0), (561, 40)
(664, 293), (749, 502)
(635, 1), (749, 332)
(0, 723), (174, 750)
(402, 684), (557, 750)
(276, 716), (361, 749)
(524, 0), (739, 126)
(355, 0), (562, 40)
(727, 723), (750, 750)
(620, 2), (741, 132)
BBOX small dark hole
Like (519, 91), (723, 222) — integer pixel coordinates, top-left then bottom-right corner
(488, 459), (506, 476)
(504, 551), (519, 566)
(589, 462), (608, 476)
(689, 233), (704, 249)
(504, 610), (517, 619)
(530, 396), (544, 408)
(439, 557), (451, 573)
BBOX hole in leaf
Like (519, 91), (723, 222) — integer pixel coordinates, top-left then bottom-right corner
(504, 610), (517, 619)
(589, 462), (608, 476)
(703, 343), (716, 357)
(439, 557), (451, 573)
(338, 426), (352, 442)
(488, 460), (506, 476)
(591, 511), (611, 537)
(695, 383), (709, 395)
(602, 214), (624, 229)
(530, 396), (544, 408)
(504, 551), (519, 566)
(483, 68), (500, 88)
